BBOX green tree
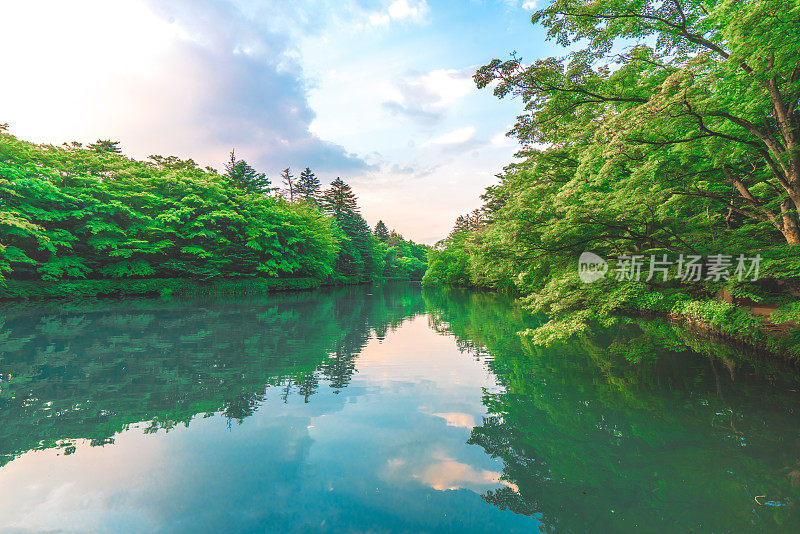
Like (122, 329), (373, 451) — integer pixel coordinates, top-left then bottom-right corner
(424, 0), (800, 348)
(296, 167), (322, 203)
(321, 178), (359, 220)
(0, 132), (337, 285)
(224, 150), (273, 194)
(321, 178), (383, 280)
(476, 0), (800, 245)
(374, 220), (389, 242)
(87, 139), (122, 154)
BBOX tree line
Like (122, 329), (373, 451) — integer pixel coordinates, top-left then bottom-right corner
(0, 127), (427, 290)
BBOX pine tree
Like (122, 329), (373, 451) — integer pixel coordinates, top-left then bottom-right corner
(296, 167), (322, 202)
(321, 178), (381, 278)
(281, 168), (295, 201)
(374, 220), (390, 242)
(224, 149), (272, 194)
(321, 178), (360, 221)
(88, 139), (122, 154)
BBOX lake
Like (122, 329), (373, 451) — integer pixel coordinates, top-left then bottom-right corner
(0, 282), (798, 532)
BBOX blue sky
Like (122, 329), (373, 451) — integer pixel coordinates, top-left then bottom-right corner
(0, 0), (560, 242)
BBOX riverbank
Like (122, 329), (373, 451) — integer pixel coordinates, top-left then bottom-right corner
(611, 288), (800, 361)
(0, 277), (362, 300)
(426, 278), (800, 362)
(625, 305), (800, 364)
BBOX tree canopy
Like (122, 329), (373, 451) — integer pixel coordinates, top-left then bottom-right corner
(224, 150), (274, 194)
(425, 0), (800, 348)
(0, 132), (427, 290)
(296, 167), (322, 203)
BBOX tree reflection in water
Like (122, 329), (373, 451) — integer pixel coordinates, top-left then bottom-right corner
(424, 287), (800, 532)
(2, 283), (800, 531)
(0, 283), (425, 466)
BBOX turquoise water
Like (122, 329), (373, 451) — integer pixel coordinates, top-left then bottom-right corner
(0, 283), (798, 532)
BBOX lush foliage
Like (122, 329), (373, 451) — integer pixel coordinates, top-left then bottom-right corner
(425, 0), (800, 349)
(376, 223), (428, 280)
(0, 131), (426, 293)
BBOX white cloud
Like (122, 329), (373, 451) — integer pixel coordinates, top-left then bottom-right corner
(521, 1), (538, 10)
(369, 0), (429, 26)
(490, 124), (517, 147)
(388, 0), (428, 20)
(490, 132), (515, 147)
(369, 13), (391, 26)
(0, 0), (367, 174)
(383, 67), (476, 123)
(426, 126), (476, 146)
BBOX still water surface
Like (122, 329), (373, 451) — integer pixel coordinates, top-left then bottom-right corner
(0, 283), (799, 532)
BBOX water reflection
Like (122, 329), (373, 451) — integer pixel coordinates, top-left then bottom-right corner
(424, 287), (800, 532)
(0, 283), (799, 532)
(0, 283), (535, 532)
(0, 284), (424, 466)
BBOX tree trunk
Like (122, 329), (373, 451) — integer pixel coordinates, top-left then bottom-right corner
(786, 187), (800, 245)
(783, 221), (800, 245)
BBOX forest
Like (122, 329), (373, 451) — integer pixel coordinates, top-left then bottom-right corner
(423, 0), (800, 356)
(0, 127), (427, 298)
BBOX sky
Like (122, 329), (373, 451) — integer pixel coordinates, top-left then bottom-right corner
(0, 0), (559, 243)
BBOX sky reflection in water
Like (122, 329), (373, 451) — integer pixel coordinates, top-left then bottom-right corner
(0, 283), (799, 532)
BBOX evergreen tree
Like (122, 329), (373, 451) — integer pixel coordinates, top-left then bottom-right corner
(374, 220), (390, 242)
(281, 167), (295, 201)
(224, 150), (272, 194)
(296, 167), (322, 202)
(321, 178), (381, 278)
(321, 178), (360, 221)
(88, 139), (122, 154)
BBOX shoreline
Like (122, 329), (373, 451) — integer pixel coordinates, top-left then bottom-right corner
(426, 282), (800, 364)
(7, 277), (795, 365)
(625, 307), (800, 366)
(0, 277), (345, 300)
(0, 277), (424, 301)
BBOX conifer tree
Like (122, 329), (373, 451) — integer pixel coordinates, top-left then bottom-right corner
(88, 139), (122, 154)
(321, 178), (360, 222)
(224, 150), (272, 194)
(296, 167), (322, 202)
(321, 178), (381, 278)
(374, 220), (390, 242)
